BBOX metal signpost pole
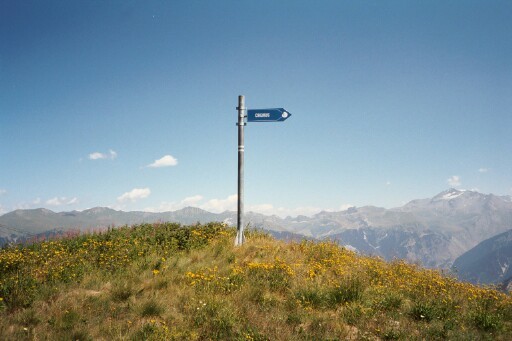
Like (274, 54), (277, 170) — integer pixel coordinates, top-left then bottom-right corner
(234, 96), (291, 246)
(236, 95), (246, 246)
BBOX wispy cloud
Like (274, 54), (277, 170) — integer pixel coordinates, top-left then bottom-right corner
(146, 195), (350, 218)
(0, 189), (6, 195)
(340, 204), (355, 211)
(248, 203), (275, 214)
(201, 195), (237, 213)
(89, 149), (117, 160)
(147, 155), (178, 168)
(146, 194), (237, 214)
(46, 197), (79, 206)
(145, 195), (204, 212)
(478, 168), (490, 173)
(145, 202), (179, 212)
(244, 203), (327, 217)
(447, 175), (461, 187)
(117, 188), (151, 203)
(182, 195), (204, 206)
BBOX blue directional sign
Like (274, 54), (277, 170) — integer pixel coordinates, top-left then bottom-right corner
(247, 108), (291, 122)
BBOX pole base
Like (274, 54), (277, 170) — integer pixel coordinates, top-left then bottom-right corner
(234, 231), (245, 246)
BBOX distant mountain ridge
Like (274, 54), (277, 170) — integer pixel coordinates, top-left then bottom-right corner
(2, 189), (511, 274)
(0, 206), (225, 237)
(0, 206), (287, 245)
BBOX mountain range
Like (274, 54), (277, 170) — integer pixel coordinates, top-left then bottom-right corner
(2, 188), (511, 285)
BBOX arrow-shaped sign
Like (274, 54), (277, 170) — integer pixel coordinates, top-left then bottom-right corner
(247, 108), (291, 122)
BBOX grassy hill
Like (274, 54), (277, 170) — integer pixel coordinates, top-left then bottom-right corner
(1, 223), (511, 340)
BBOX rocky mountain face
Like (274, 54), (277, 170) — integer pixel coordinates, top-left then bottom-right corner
(503, 277), (512, 293)
(1, 189), (511, 273)
(327, 228), (454, 268)
(452, 229), (512, 285)
(276, 189), (512, 268)
(0, 226), (25, 246)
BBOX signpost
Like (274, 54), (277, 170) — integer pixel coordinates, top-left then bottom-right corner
(235, 96), (292, 246)
(247, 108), (292, 122)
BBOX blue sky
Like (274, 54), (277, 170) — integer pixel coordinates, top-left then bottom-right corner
(1, 1), (511, 217)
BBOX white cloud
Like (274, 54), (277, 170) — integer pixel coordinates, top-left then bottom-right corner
(67, 197), (78, 205)
(89, 153), (104, 160)
(247, 204), (324, 218)
(147, 194), (237, 213)
(0, 189), (6, 195)
(340, 204), (355, 211)
(46, 198), (61, 206)
(478, 168), (489, 173)
(182, 195), (204, 206)
(145, 194), (350, 218)
(447, 175), (461, 187)
(386, 181), (391, 186)
(248, 203), (275, 214)
(117, 188), (151, 203)
(89, 149), (117, 160)
(200, 196), (321, 216)
(201, 194), (238, 213)
(45, 197), (79, 206)
(0, 204), (5, 215)
(13, 203), (31, 210)
(109, 149), (118, 159)
(144, 201), (179, 212)
(145, 195), (204, 212)
(147, 155), (178, 168)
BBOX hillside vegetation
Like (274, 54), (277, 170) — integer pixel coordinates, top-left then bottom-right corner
(1, 223), (511, 340)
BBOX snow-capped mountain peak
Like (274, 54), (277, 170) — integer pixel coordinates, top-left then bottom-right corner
(433, 188), (467, 201)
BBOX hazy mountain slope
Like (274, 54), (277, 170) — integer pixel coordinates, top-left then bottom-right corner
(1, 189), (511, 270)
(0, 224), (25, 245)
(452, 229), (512, 285)
(0, 207), (227, 237)
(0, 208), (66, 235)
(0, 207), (290, 247)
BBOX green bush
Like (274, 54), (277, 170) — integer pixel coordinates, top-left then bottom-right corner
(111, 282), (134, 302)
(140, 299), (164, 317)
(472, 309), (503, 332)
(326, 278), (364, 306)
(374, 293), (403, 311)
(410, 301), (437, 322)
(0, 272), (38, 310)
(295, 278), (363, 309)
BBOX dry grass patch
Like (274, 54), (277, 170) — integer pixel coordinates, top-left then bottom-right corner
(1, 223), (511, 340)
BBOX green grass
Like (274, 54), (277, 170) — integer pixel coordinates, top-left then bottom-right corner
(0, 222), (511, 340)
